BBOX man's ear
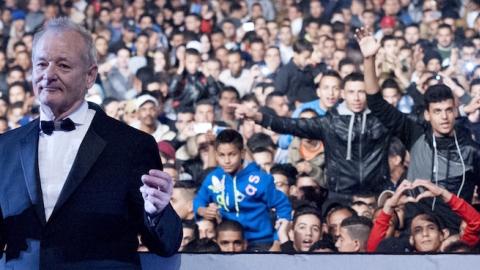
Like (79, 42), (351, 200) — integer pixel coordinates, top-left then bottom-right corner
(441, 228), (450, 240)
(86, 64), (99, 89)
(353, 239), (361, 252)
(424, 109), (431, 122)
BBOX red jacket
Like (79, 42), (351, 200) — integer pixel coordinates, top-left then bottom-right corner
(367, 195), (480, 252)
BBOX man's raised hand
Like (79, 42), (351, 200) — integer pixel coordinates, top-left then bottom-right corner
(355, 27), (381, 58)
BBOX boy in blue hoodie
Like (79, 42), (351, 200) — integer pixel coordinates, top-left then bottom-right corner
(194, 129), (292, 247)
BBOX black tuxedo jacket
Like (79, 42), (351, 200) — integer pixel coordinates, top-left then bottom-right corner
(0, 103), (182, 269)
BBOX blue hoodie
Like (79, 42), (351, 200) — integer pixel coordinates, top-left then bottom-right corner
(194, 162), (292, 242)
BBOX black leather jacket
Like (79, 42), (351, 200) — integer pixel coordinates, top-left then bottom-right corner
(260, 102), (391, 196)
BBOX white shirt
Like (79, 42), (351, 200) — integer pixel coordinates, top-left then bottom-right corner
(38, 101), (95, 220)
(219, 69), (254, 97)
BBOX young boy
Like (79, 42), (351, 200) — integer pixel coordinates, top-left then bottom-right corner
(194, 129), (292, 247)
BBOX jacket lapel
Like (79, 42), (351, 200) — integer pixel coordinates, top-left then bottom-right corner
(19, 119), (47, 225)
(49, 110), (107, 221)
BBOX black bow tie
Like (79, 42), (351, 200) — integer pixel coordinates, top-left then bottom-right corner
(40, 118), (76, 135)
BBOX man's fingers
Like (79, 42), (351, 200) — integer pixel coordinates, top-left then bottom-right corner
(142, 174), (172, 193)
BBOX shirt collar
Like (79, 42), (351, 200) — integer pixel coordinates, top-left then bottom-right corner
(40, 100), (89, 125)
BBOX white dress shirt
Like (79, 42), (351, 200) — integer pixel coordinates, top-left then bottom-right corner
(38, 101), (95, 220)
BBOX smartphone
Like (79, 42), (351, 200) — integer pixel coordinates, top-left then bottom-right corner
(242, 22), (255, 32)
(193, 122), (213, 134)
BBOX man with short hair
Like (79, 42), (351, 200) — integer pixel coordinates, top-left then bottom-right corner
(335, 215), (373, 252)
(219, 50), (254, 97)
(358, 27), (480, 231)
(132, 94), (175, 142)
(216, 220), (248, 253)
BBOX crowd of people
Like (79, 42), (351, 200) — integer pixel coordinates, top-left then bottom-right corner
(2, 0), (480, 254)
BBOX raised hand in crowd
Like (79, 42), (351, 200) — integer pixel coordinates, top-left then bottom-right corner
(230, 103), (263, 122)
(355, 27), (381, 59)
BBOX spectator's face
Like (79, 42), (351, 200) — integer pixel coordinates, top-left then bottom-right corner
(327, 209), (353, 240)
(334, 32), (347, 50)
(0, 119), (8, 134)
(322, 40), (336, 60)
(335, 227), (359, 252)
(176, 112), (194, 131)
(135, 35), (149, 56)
(216, 143), (244, 174)
(8, 85), (26, 104)
(194, 104), (215, 123)
(352, 196), (377, 209)
(426, 59), (441, 73)
(222, 22), (236, 40)
(342, 81), (367, 113)
(185, 16), (200, 32)
(317, 76), (341, 110)
(310, 1), (323, 18)
(180, 227), (195, 251)
(116, 48), (131, 69)
(185, 54), (201, 74)
(197, 219), (216, 239)
(272, 173), (289, 195)
(211, 33), (225, 50)
(219, 91), (238, 112)
(153, 51), (167, 71)
(295, 176), (320, 200)
(228, 53), (244, 77)
(383, 0), (400, 16)
(306, 23), (319, 40)
(111, 7), (123, 22)
(382, 87), (401, 107)
(250, 42), (265, 62)
(405, 27), (420, 45)
(0, 99), (8, 117)
(383, 39), (397, 56)
(139, 16), (152, 29)
(173, 10), (185, 26)
(352, 204), (373, 219)
(361, 12), (375, 29)
(436, 28), (453, 48)
(268, 96), (289, 117)
(171, 188), (193, 220)
(279, 26), (293, 45)
(95, 37), (108, 57)
(137, 101), (158, 126)
(265, 48), (281, 69)
(252, 151), (273, 172)
(462, 46), (476, 61)
(206, 60), (221, 79)
(104, 101), (120, 120)
(32, 30), (97, 117)
(424, 99), (456, 137)
(293, 214), (322, 252)
(410, 215), (443, 252)
(217, 230), (246, 252)
(293, 50), (311, 69)
(340, 64), (355, 79)
(171, 34), (184, 47)
(7, 70), (25, 85)
(216, 48), (229, 68)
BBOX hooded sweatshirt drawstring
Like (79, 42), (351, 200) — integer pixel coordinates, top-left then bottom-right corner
(346, 114), (355, 160)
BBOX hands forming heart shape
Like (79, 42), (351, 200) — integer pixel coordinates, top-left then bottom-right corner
(383, 179), (452, 213)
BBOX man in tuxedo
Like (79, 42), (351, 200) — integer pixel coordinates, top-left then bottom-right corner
(0, 18), (182, 269)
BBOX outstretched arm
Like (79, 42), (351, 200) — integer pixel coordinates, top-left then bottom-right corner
(355, 28), (381, 95)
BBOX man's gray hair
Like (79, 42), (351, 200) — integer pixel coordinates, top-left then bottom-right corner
(32, 17), (97, 66)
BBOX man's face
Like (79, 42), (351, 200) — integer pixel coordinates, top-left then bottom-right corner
(410, 215), (443, 252)
(185, 16), (200, 32)
(171, 188), (192, 220)
(361, 12), (375, 29)
(217, 230), (246, 252)
(310, 1), (323, 18)
(334, 32), (347, 50)
(8, 85), (26, 104)
(462, 46), (476, 61)
(194, 104), (214, 123)
(295, 176), (320, 200)
(317, 76), (341, 110)
(405, 27), (420, 44)
(436, 28), (453, 48)
(252, 151), (273, 172)
(211, 33), (225, 50)
(268, 96), (289, 117)
(135, 35), (149, 55)
(327, 209), (353, 240)
(176, 112), (194, 131)
(279, 26), (293, 45)
(342, 81), (367, 113)
(383, 0), (400, 16)
(95, 38), (109, 57)
(273, 173), (289, 195)
(180, 227), (195, 251)
(206, 60), (221, 79)
(265, 47), (281, 68)
(293, 50), (311, 69)
(32, 30), (97, 117)
(116, 48), (131, 69)
(222, 22), (236, 39)
(219, 91), (238, 112)
(197, 219), (216, 239)
(335, 227), (358, 252)
(227, 53), (243, 77)
(426, 59), (441, 73)
(250, 42), (265, 62)
(137, 101), (158, 126)
(322, 40), (336, 60)
(382, 87), (401, 107)
(293, 214), (322, 251)
(185, 54), (200, 75)
(424, 99), (456, 136)
(104, 101), (120, 120)
(216, 143), (244, 174)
